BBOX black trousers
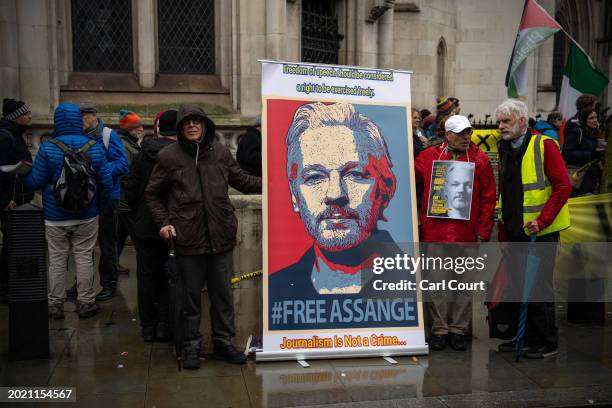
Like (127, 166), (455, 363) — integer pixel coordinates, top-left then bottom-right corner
(117, 211), (133, 258)
(0, 213), (7, 296)
(506, 231), (559, 348)
(133, 237), (169, 328)
(98, 200), (119, 290)
(178, 251), (235, 348)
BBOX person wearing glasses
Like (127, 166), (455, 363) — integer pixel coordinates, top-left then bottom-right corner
(415, 114), (496, 352)
(145, 104), (261, 369)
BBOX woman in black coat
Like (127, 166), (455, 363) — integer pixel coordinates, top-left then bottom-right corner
(562, 108), (605, 195)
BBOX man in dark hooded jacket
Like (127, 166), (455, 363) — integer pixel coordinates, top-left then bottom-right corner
(0, 98), (34, 301)
(236, 116), (262, 176)
(123, 110), (177, 343)
(146, 104), (261, 369)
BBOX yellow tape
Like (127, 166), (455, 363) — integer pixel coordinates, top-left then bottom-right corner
(231, 269), (263, 284)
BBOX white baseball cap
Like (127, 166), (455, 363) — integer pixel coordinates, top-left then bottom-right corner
(444, 115), (473, 133)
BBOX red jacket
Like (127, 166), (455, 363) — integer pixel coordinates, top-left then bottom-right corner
(415, 142), (496, 242)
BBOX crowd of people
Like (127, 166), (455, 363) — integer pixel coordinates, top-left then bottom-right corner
(412, 94), (610, 196)
(0, 91), (608, 368)
(0, 99), (261, 369)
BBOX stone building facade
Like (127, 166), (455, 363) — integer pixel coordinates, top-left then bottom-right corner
(1, 0), (610, 125)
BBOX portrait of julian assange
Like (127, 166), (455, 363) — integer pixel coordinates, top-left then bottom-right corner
(268, 102), (407, 297)
(427, 160), (475, 220)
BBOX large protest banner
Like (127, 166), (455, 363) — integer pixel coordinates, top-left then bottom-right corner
(258, 60), (427, 361)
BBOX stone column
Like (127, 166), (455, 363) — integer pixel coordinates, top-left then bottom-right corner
(238, 0), (266, 116)
(47, 0), (60, 110)
(16, 0), (55, 116)
(0, 0), (20, 99)
(356, 1), (377, 67)
(266, 0), (286, 60)
(286, 0), (300, 62)
(136, 0), (156, 88)
(231, 0), (241, 111)
(535, 0), (556, 112)
(56, 0), (70, 87)
(378, 2), (394, 69)
(219, 0), (232, 89)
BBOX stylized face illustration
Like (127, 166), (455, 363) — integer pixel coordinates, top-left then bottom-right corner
(444, 165), (473, 213)
(290, 125), (382, 252)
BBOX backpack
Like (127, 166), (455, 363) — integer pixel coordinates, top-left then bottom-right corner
(49, 139), (97, 212)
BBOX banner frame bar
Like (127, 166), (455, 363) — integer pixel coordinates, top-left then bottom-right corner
(255, 346), (429, 362)
(258, 59), (414, 75)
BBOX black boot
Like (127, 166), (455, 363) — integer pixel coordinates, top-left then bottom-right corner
(182, 340), (201, 370)
(213, 341), (247, 365)
(142, 326), (155, 343)
(155, 322), (171, 342)
(95, 287), (116, 302)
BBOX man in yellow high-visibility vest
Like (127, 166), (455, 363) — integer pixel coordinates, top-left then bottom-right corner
(495, 99), (571, 359)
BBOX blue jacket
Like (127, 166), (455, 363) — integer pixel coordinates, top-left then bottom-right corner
(88, 119), (128, 200)
(533, 120), (559, 143)
(23, 103), (113, 221)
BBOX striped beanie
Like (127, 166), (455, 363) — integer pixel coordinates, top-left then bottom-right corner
(436, 96), (455, 116)
(2, 98), (30, 121)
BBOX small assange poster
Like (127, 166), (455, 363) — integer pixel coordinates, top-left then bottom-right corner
(427, 160), (475, 221)
(259, 60), (427, 361)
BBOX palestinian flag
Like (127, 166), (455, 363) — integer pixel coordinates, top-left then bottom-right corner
(559, 42), (609, 119)
(505, 0), (561, 98)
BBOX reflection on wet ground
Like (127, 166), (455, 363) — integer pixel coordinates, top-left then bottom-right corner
(1, 247), (611, 407)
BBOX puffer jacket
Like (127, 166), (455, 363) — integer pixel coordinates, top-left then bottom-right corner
(85, 119), (128, 200)
(145, 104), (261, 255)
(533, 120), (559, 143)
(415, 142), (496, 242)
(123, 136), (175, 239)
(22, 103), (113, 221)
(0, 118), (34, 209)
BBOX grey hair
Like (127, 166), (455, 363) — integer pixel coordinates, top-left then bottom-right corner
(495, 99), (529, 120)
(286, 102), (392, 179)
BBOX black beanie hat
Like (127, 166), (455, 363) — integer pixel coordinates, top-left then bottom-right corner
(158, 110), (178, 136)
(2, 98), (30, 121)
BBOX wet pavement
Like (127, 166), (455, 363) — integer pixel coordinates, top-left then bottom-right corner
(1, 246), (612, 407)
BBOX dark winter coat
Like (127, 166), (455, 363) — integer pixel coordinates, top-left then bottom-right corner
(0, 119), (34, 209)
(562, 120), (600, 167)
(123, 137), (175, 240)
(236, 126), (262, 176)
(145, 105), (261, 255)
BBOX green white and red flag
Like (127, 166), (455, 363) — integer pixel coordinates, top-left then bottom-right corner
(558, 42), (609, 119)
(505, 0), (561, 98)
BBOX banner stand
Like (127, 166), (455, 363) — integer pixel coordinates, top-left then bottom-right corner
(260, 59), (428, 362)
(256, 345), (429, 362)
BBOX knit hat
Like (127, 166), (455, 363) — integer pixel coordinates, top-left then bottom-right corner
(158, 110), (178, 136)
(80, 103), (97, 114)
(2, 98), (30, 121)
(118, 109), (142, 130)
(436, 96), (454, 116)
